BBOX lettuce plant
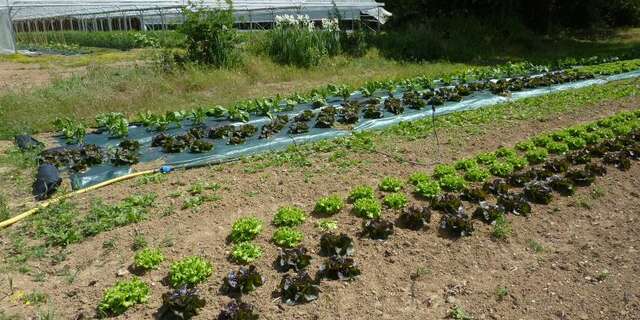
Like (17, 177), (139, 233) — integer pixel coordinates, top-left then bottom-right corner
(361, 219), (394, 240)
(353, 198), (382, 219)
(319, 233), (354, 257)
(398, 205), (431, 230)
(319, 256), (361, 281)
(348, 185), (375, 202)
(438, 174), (467, 192)
(546, 141), (569, 154)
(231, 242), (263, 264)
(432, 164), (457, 179)
(475, 152), (497, 165)
(134, 248), (165, 271)
(98, 277), (150, 316)
(273, 206), (307, 227)
(408, 171), (431, 185)
(161, 286), (206, 319)
(169, 256), (213, 288)
(279, 271), (320, 305)
(525, 147), (548, 164)
(276, 247), (312, 272)
(222, 265), (264, 294)
(464, 166), (489, 182)
(218, 299), (259, 320)
(415, 180), (442, 199)
(489, 161), (514, 178)
(383, 192), (408, 209)
(230, 217), (263, 243)
(315, 219), (338, 232)
(314, 195), (344, 215)
(379, 176), (404, 192)
(272, 227), (304, 248)
(454, 159), (477, 171)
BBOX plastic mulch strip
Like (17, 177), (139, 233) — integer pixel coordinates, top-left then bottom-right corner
(66, 69), (640, 189)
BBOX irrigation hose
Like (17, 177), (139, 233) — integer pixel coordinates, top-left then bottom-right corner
(0, 169), (158, 229)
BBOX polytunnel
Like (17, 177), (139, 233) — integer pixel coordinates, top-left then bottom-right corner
(0, 0), (389, 54)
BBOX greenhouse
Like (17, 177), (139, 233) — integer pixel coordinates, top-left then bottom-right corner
(0, 0), (389, 54)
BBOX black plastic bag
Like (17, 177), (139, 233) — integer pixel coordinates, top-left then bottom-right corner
(33, 164), (62, 200)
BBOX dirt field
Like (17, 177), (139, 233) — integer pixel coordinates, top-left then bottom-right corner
(1, 89), (639, 319)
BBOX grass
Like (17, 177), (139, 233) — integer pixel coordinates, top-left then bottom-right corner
(2, 27), (640, 138)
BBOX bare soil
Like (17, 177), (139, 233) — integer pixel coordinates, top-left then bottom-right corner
(0, 98), (639, 319)
(0, 62), (78, 93)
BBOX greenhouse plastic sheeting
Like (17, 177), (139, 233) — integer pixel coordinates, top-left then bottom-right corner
(68, 69), (640, 189)
(0, 9), (16, 54)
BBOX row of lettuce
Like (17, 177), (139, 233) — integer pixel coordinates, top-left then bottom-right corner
(94, 108), (639, 317)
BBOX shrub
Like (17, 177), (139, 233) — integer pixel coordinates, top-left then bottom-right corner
(464, 166), (490, 182)
(179, 2), (242, 67)
(314, 195), (344, 215)
(353, 198), (382, 219)
(272, 227), (304, 248)
(231, 242), (263, 264)
(489, 161), (515, 177)
(383, 193), (408, 209)
(432, 164), (457, 178)
(526, 147), (549, 164)
(379, 176), (404, 192)
(230, 217), (263, 243)
(348, 185), (376, 202)
(415, 180), (442, 199)
(169, 256), (213, 287)
(98, 278), (150, 316)
(273, 206), (307, 227)
(134, 248), (165, 270)
(438, 174), (467, 192)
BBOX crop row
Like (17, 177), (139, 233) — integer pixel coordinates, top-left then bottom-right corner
(44, 59), (640, 175)
(93, 109), (639, 318)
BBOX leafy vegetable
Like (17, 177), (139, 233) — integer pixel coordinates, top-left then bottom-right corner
(222, 265), (264, 295)
(431, 194), (463, 215)
(230, 217), (263, 243)
(319, 256), (361, 281)
(53, 117), (86, 144)
(161, 286), (206, 319)
(472, 202), (505, 223)
(398, 204), (431, 230)
(497, 193), (532, 216)
(432, 164), (457, 179)
(353, 198), (382, 219)
(565, 169), (596, 187)
(464, 166), (490, 182)
(96, 112), (129, 138)
(547, 175), (576, 196)
(169, 256), (213, 288)
(231, 242), (263, 264)
(316, 219), (338, 232)
(361, 219), (394, 240)
(439, 211), (474, 237)
(273, 206), (307, 227)
(523, 181), (553, 204)
(483, 178), (509, 196)
(190, 139), (213, 153)
(134, 248), (165, 271)
(379, 176), (404, 192)
(489, 161), (514, 178)
(217, 300), (259, 320)
(276, 247), (312, 272)
(438, 174), (467, 192)
(460, 187), (488, 203)
(319, 233), (354, 257)
(526, 147), (549, 164)
(348, 185), (376, 202)
(314, 195), (344, 215)
(279, 271), (320, 305)
(415, 180), (442, 199)
(272, 227), (304, 248)
(98, 277), (150, 317)
(383, 192), (408, 209)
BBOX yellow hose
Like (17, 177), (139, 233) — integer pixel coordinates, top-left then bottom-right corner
(0, 169), (157, 229)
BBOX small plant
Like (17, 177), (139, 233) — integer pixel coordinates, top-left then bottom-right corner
(505, 154), (528, 170)
(169, 256), (213, 288)
(526, 147), (549, 164)
(361, 219), (394, 240)
(464, 166), (490, 182)
(314, 195), (344, 215)
(496, 286), (509, 301)
(489, 161), (514, 178)
(132, 234), (147, 251)
(276, 247), (312, 272)
(222, 265), (264, 294)
(448, 305), (472, 320)
(319, 233), (354, 256)
(415, 180), (442, 199)
(353, 198), (382, 219)
(53, 117), (86, 143)
(515, 140), (536, 151)
(476, 152), (497, 165)
(398, 205), (431, 230)
(98, 278), (150, 316)
(383, 192), (408, 209)
(134, 248), (165, 270)
(379, 176), (404, 192)
(272, 227), (304, 248)
(316, 219), (338, 232)
(96, 112), (129, 138)
(528, 239), (544, 253)
(491, 214), (512, 240)
(348, 185), (376, 202)
(438, 174), (467, 192)
(318, 256), (361, 281)
(408, 171), (431, 185)
(273, 206), (307, 227)
(279, 271), (320, 305)
(454, 159), (477, 171)
(495, 147), (517, 158)
(231, 242), (263, 264)
(432, 164), (457, 178)
(162, 286), (206, 319)
(546, 141), (569, 154)
(230, 217), (263, 243)
(218, 299), (259, 320)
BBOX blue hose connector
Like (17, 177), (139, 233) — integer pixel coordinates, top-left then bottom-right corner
(160, 165), (173, 174)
